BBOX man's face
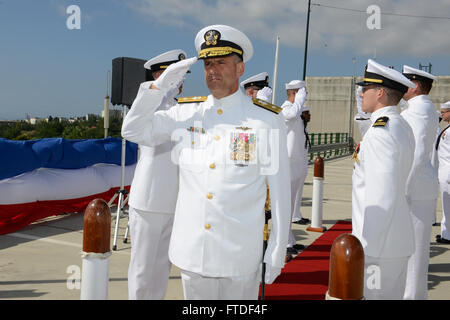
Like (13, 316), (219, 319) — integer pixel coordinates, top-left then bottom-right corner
(204, 55), (245, 99)
(402, 82), (419, 101)
(245, 86), (261, 99)
(301, 110), (311, 122)
(441, 109), (450, 123)
(361, 85), (381, 113)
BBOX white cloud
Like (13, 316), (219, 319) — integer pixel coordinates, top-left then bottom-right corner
(127, 0), (450, 57)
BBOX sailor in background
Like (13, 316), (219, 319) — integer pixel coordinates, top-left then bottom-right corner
(400, 65), (439, 300)
(281, 80), (310, 255)
(122, 24), (291, 300)
(352, 59), (416, 299)
(127, 49), (188, 300)
(436, 101), (450, 245)
(240, 72), (272, 101)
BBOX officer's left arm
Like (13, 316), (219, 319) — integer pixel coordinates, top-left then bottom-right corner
(362, 130), (400, 257)
(264, 114), (292, 269)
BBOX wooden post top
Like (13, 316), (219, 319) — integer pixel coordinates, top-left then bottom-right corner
(328, 233), (364, 300)
(83, 199), (111, 254)
(314, 156), (324, 178)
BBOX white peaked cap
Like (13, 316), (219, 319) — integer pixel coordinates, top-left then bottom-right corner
(195, 24), (253, 63)
(441, 101), (450, 110)
(240, 72), (269, 88)
(403, 65), (437, 82)
(144, 49), (188, 71)
(286, 80), (306, 90)
(357, 59), (416, 93)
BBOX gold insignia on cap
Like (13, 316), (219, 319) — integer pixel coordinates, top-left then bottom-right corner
(205, 30), (220, 46)
(363, 78), (383, 84)
(179, 53), (186, 60)
(252, 98), (282, 114)
(372, 116), (389, 127)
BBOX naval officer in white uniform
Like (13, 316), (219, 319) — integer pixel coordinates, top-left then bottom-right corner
(122, 25), (291, 300)
(352, 59), (416, 300)
(241, 74), (306, 256)
(127, 49), (188, 300)
(436, 101), (450, 245)
(401, 65), (439, 300)
(281, 81), (311, 226)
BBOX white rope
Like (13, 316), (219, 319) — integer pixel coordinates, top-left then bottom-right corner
(81, 251), (112, 260)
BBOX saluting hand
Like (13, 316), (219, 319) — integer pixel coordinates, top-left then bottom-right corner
(294, 87), (307, 108)
(256, 86), (273, 103)
(152, 57), (198, 95)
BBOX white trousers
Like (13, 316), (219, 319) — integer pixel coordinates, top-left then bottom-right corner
(404, 199), (436, 300)
(127, 207), (174, 300)
(180, 269), (261, 300)
(288, 173), (308, 247)
(439, 179), (450, 239)
(364, 255), (409, 300)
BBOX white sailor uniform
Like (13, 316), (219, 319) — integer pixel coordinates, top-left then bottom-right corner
(352, 59), (416, 300)
(401, 94), (439, 300)
(127, 49), (187, 300)
(437, 116), (450, 242)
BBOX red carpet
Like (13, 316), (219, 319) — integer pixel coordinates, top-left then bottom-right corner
(261, 220), (353, 300)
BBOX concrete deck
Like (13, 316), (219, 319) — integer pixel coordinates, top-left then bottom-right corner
(1, 156), (449, 300)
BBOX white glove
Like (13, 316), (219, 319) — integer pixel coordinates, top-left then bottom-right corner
(264, 263), (282, 285)
(294, 87), (307, 108)
(256, 86), (273, 103)
(153, 57), (197, 98)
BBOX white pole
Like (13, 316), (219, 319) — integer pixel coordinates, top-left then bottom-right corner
(310, 176), (324, 229)
(307, 157), (326, 233)
(271, 36), (280, 105)
(104, 70), (110, 138)
(104, 96), (110, 138)
(80, 199), (111, 300)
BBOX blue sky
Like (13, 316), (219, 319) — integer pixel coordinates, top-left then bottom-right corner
(1, 0), (449, 120)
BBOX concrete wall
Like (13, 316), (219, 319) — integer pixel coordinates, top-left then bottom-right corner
(304, 75), (450, 143)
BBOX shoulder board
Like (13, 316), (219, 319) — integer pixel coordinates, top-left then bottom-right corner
(252, 98), (282, 114)
(178, 96), (207, 104)
(372, 116), (389, 127)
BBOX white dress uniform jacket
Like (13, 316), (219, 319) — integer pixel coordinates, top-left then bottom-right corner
(128, 99), (179, 213)
(122, 83), (291, 277)
(352, 106), (415, 258)
(280, 100), (308, 179)
(401, 94), (439, 202)
(437, 125), (450, 240)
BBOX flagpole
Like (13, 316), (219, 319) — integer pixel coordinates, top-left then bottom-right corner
(271, 36), (280, 105)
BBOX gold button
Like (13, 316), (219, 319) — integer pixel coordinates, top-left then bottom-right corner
(209, 163), (216, 169)
(217, 109), (223, 115)
(205, 224), (211, 230)
(191, 141), (195, 145)
(214, 135), (220, 141)
(206, 193), (213, 200)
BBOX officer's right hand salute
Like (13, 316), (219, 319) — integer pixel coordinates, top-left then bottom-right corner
(294, 87), (306, 108)
(152, 57), (198, 96)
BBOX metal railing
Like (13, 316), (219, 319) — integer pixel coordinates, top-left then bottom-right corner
(308, 132), (353, 162)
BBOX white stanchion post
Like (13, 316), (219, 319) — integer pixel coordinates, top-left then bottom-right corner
(307, 157), (327, 233)
(80, 199), (111, 300)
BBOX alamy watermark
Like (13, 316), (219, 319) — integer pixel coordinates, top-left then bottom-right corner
(66, 264), (81, 290)
(367, 5), (381, 30)
(66, 5), (81, 30)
